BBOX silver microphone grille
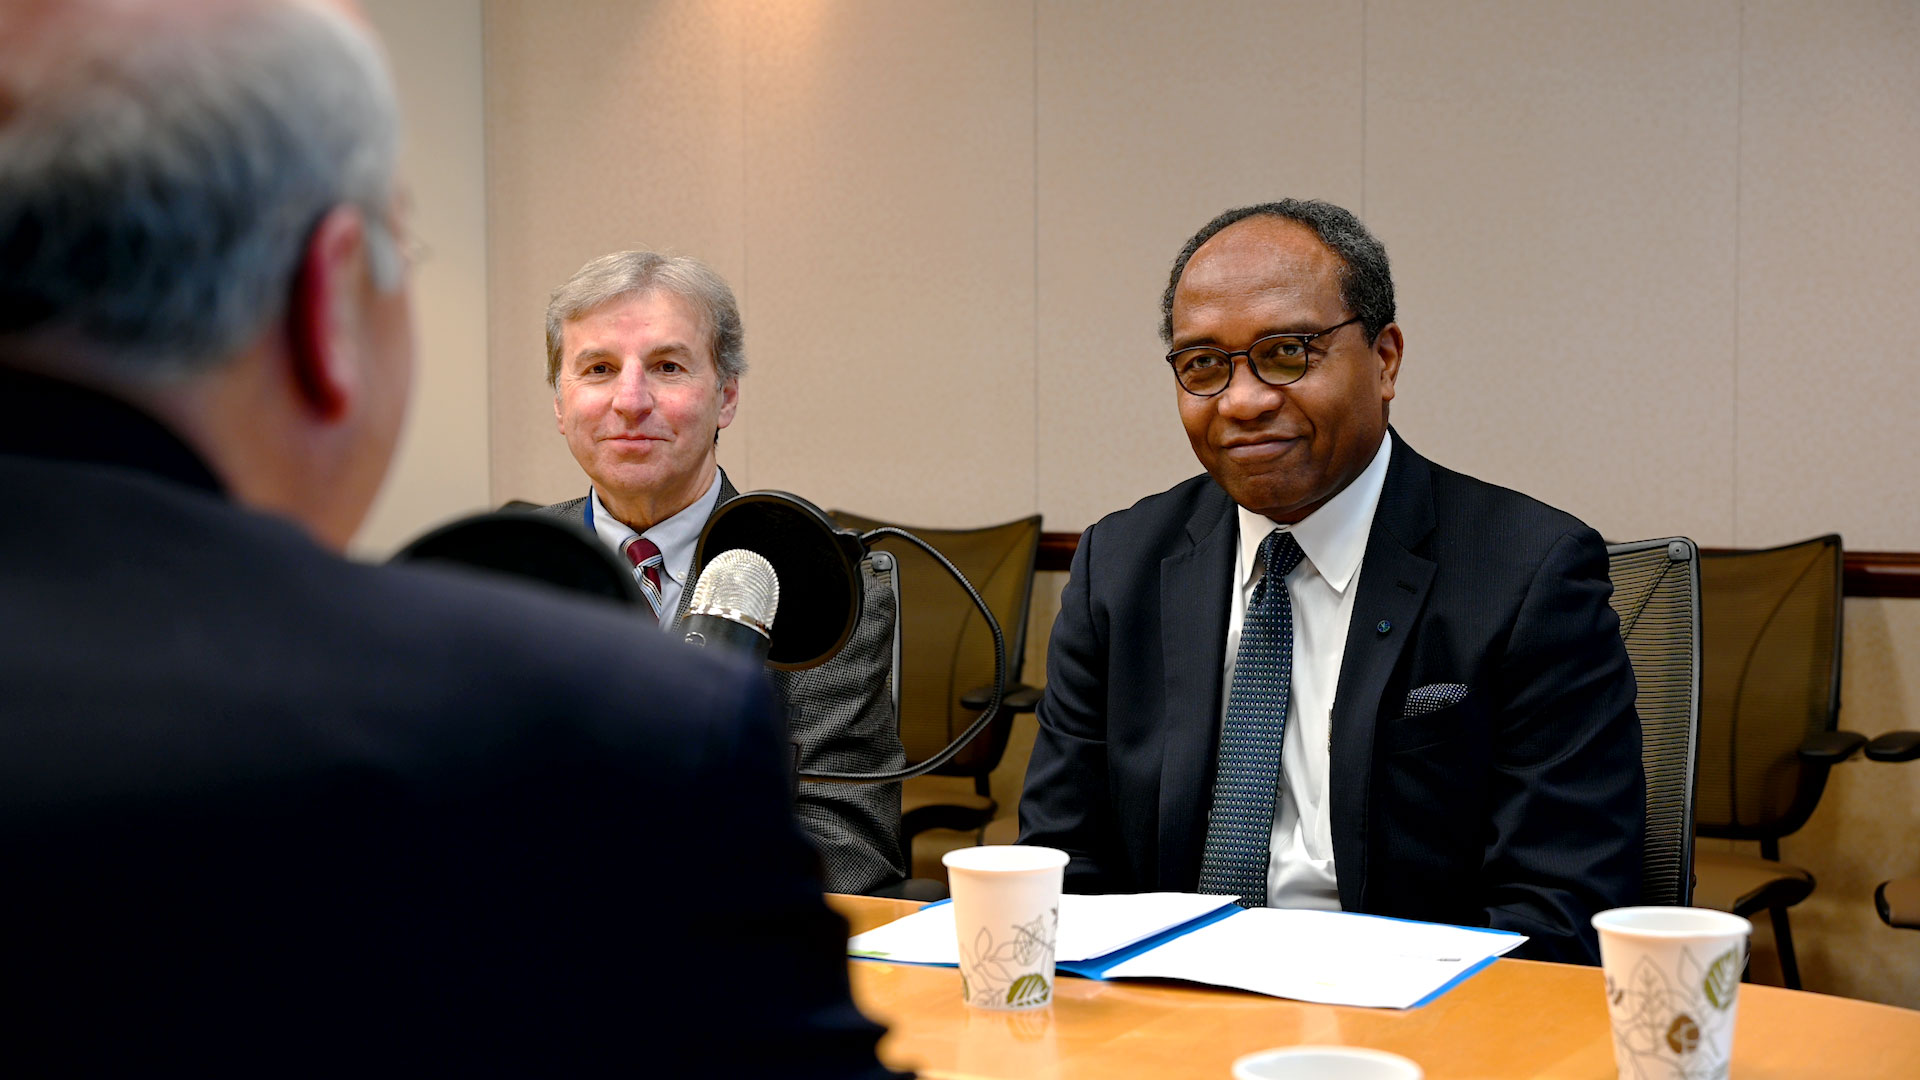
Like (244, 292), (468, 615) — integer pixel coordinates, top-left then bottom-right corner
(688, 548), (780, 630)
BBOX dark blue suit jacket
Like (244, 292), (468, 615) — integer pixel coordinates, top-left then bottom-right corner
(1018, 430), (1643, 963)
(0, 369), (893, 1076)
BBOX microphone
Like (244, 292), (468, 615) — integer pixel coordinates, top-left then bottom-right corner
(694, 492), (864, 671)
(681, 548), (780, 665)
(693, 491), (1009, 786)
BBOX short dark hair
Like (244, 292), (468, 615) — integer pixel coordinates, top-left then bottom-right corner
(1159, 199), (1396, 345)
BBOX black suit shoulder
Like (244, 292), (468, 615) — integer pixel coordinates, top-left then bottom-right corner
(1085, 472), (1223, 539)
(1074, 473), (1228, 576)
(1422, 454), (1597, 550)
(1411, 449), (1616, 633)
(0, 455), (892, 1076)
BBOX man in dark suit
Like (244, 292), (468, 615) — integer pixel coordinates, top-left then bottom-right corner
(0, 2), (890, 1073)
(1018, 200), (1643, 964)
(539, 251), (907, 895)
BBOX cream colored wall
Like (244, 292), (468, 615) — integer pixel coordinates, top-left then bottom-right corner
(354, 0), (491, 556)
(481, 0), (1919, 1004)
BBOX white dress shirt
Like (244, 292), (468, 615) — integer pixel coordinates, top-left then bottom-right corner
(586, 467), (726, 627)
(1220, 434), (1393, 909)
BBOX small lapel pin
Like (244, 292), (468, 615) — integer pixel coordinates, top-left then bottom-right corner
(1376, 619), (1392, 634)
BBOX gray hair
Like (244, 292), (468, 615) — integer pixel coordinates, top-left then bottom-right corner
(1160, 199), (1397, 345)
(0, 0), (403, 380)
(545, 251), (747, 388)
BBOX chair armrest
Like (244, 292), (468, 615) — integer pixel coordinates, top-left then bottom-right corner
(1866, 730), (1920, 763)
(1877, 878), (1920, 930)
(1798, 730), (1868, 765)
(959, 682), (1041, 713)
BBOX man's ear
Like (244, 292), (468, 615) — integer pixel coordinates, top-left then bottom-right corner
(716, 375), (739, 429)
(285, 205), (373, 423)
(1374, 322), (1404, 405)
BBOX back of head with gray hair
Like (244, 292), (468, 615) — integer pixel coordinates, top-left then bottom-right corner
(0, 0), (403, 380)
(545, 251), (747, 388)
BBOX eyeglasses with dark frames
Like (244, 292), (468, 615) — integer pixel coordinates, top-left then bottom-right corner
(1165, 315), (1364, 397)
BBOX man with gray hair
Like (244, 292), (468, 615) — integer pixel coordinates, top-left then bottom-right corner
(0, 1), (890, 1073)
(540, 250), (908, 895)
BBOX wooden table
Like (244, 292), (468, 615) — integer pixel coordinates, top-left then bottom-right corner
(830, 895), (1920, 1079)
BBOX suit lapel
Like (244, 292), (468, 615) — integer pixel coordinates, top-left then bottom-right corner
(1329, 431), (1436, 912)
(1156, 484), (1239, 889)
(672, 469), (742, 627)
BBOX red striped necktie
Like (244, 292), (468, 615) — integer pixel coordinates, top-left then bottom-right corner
(622, 535), (665, 622)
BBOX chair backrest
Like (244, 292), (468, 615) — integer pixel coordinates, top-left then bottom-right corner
(1607, 537), (1702, 907)
(828, 512), (1042, 774)
(1695, 535), (1844, 841)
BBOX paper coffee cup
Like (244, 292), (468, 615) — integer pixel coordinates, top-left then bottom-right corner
(1591, 907), (1752, 1080)
(1231, 1046), (1422, 1079)
(941, 845), (1068, 1010)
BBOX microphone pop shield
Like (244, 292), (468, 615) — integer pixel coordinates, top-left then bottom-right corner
(694, 491), (864, 670)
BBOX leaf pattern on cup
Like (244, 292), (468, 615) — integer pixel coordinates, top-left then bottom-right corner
(957, 906), (1058, 1009)
(1702, 948), (1739, 1011)
(1628, 956), (1673, 1036)
(1006, 973), (1051, 1006)
(1607, 945), (1738, 1080)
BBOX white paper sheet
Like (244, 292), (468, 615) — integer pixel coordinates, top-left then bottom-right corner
(1099, 906), (1525, 1008)
(847, 892), (1237, 965)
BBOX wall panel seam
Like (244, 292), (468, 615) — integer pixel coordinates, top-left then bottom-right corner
(740, 0), (751, 486)
(1732, 0), (1745, 546)
(1032, 0), (1041, 516)
(478, 0), (493, 506)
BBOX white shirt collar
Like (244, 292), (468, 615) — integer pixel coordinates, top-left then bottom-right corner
(586, 467), (726, 586)
(1235, 433), (1394, 593)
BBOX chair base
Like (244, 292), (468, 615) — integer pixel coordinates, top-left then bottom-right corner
(868, 877), (951, 902)
(1692, 851), (1815, 914)
(903, 801), (997, 841)
(1692, 850), (1814, 991)
(901, 774), (997, 845)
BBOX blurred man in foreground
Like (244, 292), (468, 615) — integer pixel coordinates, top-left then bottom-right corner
(540, 251), (908, 894)
(1019, 200), (1643, 963)
(0, 1), (889, 1073)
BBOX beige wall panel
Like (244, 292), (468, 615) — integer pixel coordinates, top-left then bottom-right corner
(1035, 0), (1366, 533)
(738, 1), (1035, 525)
(1365, 1), (1740, 545)
(1735, 1), (1920, 550)
(355, 0), (490, 556)
(484, 0), (750, 509)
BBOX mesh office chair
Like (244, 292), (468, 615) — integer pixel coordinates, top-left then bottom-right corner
(1606, 538), (1701, 907)
(1693, 535), (1861, 989)
(828, 512), (1043, 844)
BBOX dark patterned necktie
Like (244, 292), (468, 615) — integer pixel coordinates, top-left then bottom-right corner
(623, 535), (665, 622)
(1198, 529), (1305, 908)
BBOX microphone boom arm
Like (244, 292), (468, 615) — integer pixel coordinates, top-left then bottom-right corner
(796, 525), (1007, 785)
